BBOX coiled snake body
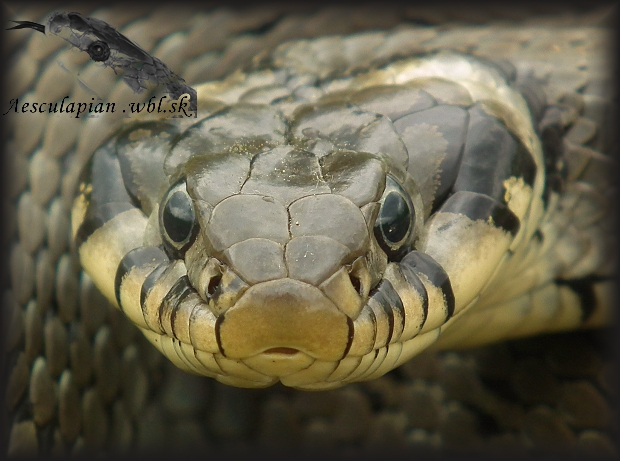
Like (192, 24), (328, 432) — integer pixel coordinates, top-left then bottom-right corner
(4, 4), (616, 455)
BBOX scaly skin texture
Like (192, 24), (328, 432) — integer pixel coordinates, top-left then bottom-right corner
(3, 3), (616, 456)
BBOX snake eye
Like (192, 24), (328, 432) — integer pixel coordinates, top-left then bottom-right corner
(87, 40), (110, 62)
(374, 175), (415, 260)
(160, 181), (198, 256)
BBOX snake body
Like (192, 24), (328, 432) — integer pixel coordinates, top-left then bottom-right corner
(4, 3), (616, 455)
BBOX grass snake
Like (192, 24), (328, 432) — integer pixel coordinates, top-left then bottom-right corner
(3, 3), (617, 456)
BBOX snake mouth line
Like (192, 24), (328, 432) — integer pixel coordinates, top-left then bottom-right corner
(263, 347), (300, 355)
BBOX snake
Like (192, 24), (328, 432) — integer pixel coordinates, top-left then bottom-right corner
(8, 12), (197, 112)
(4, 3), (616, 456)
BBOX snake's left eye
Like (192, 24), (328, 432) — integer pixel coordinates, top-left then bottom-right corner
(374, 175), (416, 260)
(160, 181), (198, 256)
(87, 40), (110, 62)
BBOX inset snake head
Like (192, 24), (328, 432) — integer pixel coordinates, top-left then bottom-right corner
(8, 12), (197, 112)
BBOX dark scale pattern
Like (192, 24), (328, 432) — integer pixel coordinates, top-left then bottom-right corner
(400, 252), (455, 320)
(537, 106), (570, 204)
(454, 104), (537, 202)
(87, 141), (136, 209)
(556, 276), (612, 323)
(140, 262), (171, 309)
(439, 191), (521, 235)
(394, 104), (469, 212)
(158, 276), (193, 339)
(116, 121), (180, 214)
(398, 261), (429, 322)
(74, 141), (137, 248)
(367, 280), (404, 345)
(114, 247), (169, 306)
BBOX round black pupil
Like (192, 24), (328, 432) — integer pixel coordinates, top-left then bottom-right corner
(163, 191), (195, 243)
(88, 41), (109, 61)
(380, 192), (411, 243)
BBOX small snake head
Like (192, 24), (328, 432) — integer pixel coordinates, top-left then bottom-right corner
(42, 12), (151, 64)
(10, 11), (197, 112)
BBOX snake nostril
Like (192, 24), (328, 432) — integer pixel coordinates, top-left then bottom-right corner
(349, 272), (363, 296)
(206, 274), (222, 300)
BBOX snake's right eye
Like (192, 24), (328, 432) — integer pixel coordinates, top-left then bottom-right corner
(159, 181), (198, 256)
(87, 40), (110, 62)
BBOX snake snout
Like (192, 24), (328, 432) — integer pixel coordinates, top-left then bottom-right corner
(216, 278), (352, 363)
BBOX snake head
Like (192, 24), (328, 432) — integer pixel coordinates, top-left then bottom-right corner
(42, 12), (151, 64)
(73, 96), (447, 389)
(72, 50), (553, 390)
